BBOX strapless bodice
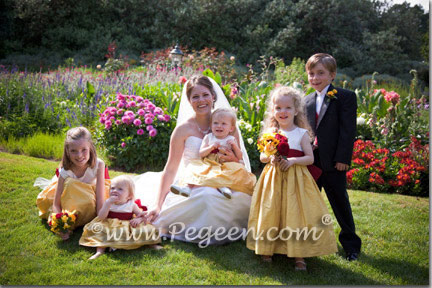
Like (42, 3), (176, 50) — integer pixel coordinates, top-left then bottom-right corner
(182, 136), (203, 167)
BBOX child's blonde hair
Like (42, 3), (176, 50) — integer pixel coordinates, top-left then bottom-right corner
(61, 127), (97, 170)
(211, 108), (237, 135)
(111, 175), (135, 201)
(262, 86), (313, 139)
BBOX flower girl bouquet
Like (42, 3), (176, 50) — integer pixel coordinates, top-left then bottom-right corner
(49, 210), (77, 235)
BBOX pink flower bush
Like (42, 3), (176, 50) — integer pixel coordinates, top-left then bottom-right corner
(99, 92), (172, 148)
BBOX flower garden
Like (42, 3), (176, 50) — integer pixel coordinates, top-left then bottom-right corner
(0, 47), (429, 196)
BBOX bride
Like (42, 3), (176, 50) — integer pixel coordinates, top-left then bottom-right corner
(134, 75), (252, 246)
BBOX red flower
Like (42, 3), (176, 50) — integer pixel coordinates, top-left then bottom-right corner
(56, 213), (62, 219)
(275, 133), (288, 143)
(277, 142), (290, 157)
(178, 76), (187, 85)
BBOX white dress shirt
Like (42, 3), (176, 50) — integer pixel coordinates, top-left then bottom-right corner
(315, 84), (331, 115)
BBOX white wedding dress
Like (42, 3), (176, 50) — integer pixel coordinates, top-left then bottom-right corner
(134, 136), (252, 246)
(133, 77), (252, 246)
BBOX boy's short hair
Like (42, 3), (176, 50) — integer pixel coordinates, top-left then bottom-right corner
(305, 53), (337, 74)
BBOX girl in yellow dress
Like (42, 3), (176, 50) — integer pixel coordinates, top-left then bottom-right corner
(246, 86), (337, 271)
(79, 175), (161, 259)
(35, 127), (110, 240)
(170, 108), (256, 198)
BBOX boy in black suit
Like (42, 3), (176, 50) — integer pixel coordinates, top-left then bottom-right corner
(304, 53), (361, 261)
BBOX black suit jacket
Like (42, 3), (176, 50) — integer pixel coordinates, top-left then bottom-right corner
(304, 84), (357, 172)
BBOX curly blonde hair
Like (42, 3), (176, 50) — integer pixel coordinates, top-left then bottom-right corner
(261, 86), (313, 140)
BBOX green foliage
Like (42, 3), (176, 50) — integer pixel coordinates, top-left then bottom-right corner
(0, 132), (64, 159)
(1, 0), (428, 82)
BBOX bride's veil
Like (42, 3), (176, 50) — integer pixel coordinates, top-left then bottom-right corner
(177, 76), (251, 172)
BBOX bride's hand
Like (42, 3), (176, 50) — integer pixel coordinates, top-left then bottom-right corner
(144, 207), (161, 224)
(218, 147), (238, 163)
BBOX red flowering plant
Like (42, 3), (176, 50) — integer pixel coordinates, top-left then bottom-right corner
(347, 138), (429, 196)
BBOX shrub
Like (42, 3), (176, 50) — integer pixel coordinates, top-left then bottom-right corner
(347, 138), (429, 196)
(96, 92), (175, 172)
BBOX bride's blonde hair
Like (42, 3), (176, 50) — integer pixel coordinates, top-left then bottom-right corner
(261, 86), (313, 140)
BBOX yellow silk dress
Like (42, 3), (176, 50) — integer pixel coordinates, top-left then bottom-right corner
(180, 133), (256, 195)
(247, 127), (337, 257)
(79, 200), (161, 250)
(35, 158), (110, 229)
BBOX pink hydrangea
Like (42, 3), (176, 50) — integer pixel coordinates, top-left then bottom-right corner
(146, 125), (154, 131)
(99, 117), (106, 124)
(138, 109), (145, 116)
(129, 101), (136, 107)
(137, 129), (144, 135)
(149, 129), (157, 137)
(136, 96), (144, 103)
(164, 114), (171, 122)
(133, 119), (142, 126)
(115, 119), (121, 125)
(105, 121), (112, 130)
(157, 115), (164, 121)
(147, 103), (156, 111)
(117, 102), (125, 108)
(121, 142), (126, 148)
(117, 93), (126, 101)
(117, 109), (124, 115)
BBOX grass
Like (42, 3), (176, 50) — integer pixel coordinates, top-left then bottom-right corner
(0, 151), (429, 285)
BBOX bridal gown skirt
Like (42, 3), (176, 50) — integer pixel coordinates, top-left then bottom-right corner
(134, 171), (252, 245)
(246, 164), (337, 257)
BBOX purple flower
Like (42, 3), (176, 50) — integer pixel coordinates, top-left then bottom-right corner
(138, 109), (145, 116)
(117, 109), (124, 115)
(145, 117), (153, 124)
(133, 119), (142, 126)
(154, 107), (163, 115)
(117, 102), (125, 108)
(164, 114), (171, 122)
(129, 101), (136, 107)
(99, 117), (106, 124)
(149, 129), (157, 137)
(115, 120), (121, 125)
(136, 96), (144, 103)
(146, 125), (154, 131)
(137, 129), (144, 135)
(117, 93), (126, 101)
(157, 115), (164, 121)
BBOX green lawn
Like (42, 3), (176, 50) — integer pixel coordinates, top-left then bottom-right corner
(0, 152), (429, 285)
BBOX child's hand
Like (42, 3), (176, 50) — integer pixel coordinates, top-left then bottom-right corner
(213, 142), (220, 149)
(279, 158), (293, 171)
(227, 139), (237, 147)
(106, 195), (119, 204)
(130, 217), (145, 228)
(270, 155), (281, 165)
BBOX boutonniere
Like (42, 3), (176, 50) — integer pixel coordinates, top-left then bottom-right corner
(327, 89), (338, 100)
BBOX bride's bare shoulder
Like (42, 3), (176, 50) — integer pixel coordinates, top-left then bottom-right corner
(172, 119), (196, 138)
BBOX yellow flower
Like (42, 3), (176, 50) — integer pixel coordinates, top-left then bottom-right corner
(64, 223), (70, 229)
(327, 89), (338, 99)
(61, 215), (69, 223)
(70, 214), (76, 223)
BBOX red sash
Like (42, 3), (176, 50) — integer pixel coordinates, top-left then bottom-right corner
(107, 211), (133, 220)
(287, 149), (322, 181)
